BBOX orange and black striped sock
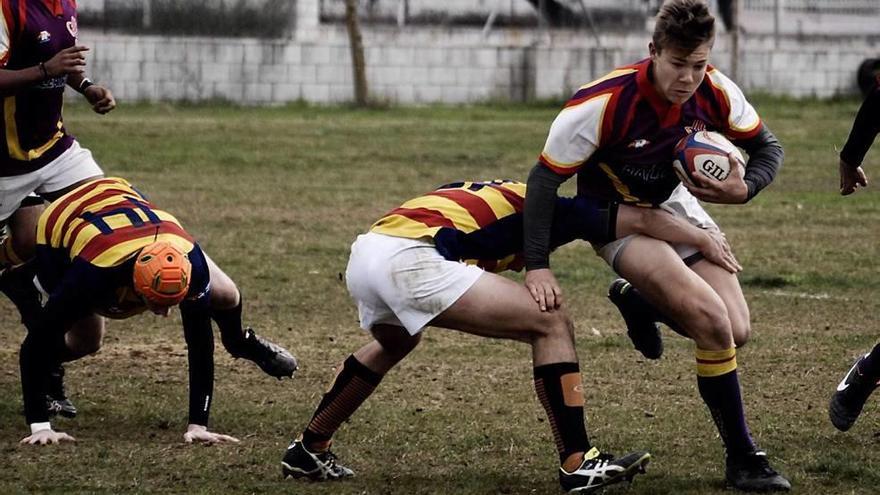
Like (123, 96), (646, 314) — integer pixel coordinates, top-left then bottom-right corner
(301, 355), (383, 452)
(534, 362), (590, 470)
(695, 347), (756, 456)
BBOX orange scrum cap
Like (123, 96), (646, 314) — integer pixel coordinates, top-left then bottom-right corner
(132, 241), (192, 307)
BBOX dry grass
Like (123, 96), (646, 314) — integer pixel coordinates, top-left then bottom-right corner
(1, 98), (879, 494)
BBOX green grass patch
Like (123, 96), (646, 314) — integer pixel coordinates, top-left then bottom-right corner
(1, 97), (879, 493)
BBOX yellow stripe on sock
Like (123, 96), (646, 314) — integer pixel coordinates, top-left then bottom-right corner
(695, 347), (737, 377)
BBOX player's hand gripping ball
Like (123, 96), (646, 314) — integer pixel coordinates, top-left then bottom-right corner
(672, 131), (745, 187)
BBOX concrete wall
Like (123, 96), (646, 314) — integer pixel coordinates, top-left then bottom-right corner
(77, 21), (880, 105)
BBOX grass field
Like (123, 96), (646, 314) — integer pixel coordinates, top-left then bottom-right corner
(1, 97), (878, 494)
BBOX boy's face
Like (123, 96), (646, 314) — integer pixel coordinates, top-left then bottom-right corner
(650, 40), (712, 104)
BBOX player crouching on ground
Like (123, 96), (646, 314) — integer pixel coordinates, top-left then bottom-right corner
(281, 179), (739, 493)
(18, 177), (297, 445)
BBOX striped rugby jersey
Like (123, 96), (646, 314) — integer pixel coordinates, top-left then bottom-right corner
(539, 59), (763, 205)
(0, 0), (78, 176)
(34, 177), (208, 319)
(370, 179), (614, 273)
(36, 177), (194, 267)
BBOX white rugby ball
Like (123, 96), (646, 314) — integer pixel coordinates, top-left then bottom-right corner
(672, 131), (744, 187)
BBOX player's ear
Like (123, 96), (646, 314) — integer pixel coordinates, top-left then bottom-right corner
(649, 42), (658, 58)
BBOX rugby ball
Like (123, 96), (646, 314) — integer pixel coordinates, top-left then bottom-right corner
(672, 131), (744, 187)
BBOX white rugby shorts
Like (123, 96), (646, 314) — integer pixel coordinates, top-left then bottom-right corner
(596, 184), (719, 271)
(345, 232), (484, 335)
(0, 140), (103, 222)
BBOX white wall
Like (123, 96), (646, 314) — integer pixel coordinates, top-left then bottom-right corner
(76, 21), (880, 105)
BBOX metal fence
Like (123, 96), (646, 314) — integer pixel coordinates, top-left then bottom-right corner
(743, 0), (880, 15)
(76, 0), (293, 37)
(318, 0), (650, 27)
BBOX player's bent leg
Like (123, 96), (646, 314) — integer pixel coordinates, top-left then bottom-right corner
(203, 254), (298, 378)
(64, 314), (106, 359)
(283, 326), (419, 482)
(4, 205), (43, 268)
(615, 236), (734, 350)
(44, 314), (104, 419)
(690, 258), (751, 347)
(432, 273), (650, 492)
(430, 271), (576, 364)
(617, 237), (789, 491)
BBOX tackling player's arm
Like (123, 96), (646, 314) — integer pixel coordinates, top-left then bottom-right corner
(524, 164), (570, 311)
(838, 81), (879, 195)
(616, 205), (741, 273)
(551, 197), (740, 274)
(178, 245), (239, 445)
(525, 88), (604, 311)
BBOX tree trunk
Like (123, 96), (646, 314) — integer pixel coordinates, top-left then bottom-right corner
(344, 0), (368, 106)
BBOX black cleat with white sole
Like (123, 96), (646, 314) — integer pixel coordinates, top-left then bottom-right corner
(281, 439), (354, 481)
(559, 447), (651, 493)
(829, 353), (878, 432)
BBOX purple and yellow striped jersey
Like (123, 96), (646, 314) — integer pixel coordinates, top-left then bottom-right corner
(0, 0), (77, 176)
(371, 180), (527, 272)
(539, 59), (763, 205)
(36, 177), (194, 268)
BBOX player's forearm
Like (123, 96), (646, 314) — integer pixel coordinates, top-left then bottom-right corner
(737, 125), (784, 201)
(0, 66), (51, 95)
(840, 84), (880, 168)
(20, 335), (52, 425)
(181, 305), (215, 426)
(524, 163), (567, 270)
(616, 205), (710, 247)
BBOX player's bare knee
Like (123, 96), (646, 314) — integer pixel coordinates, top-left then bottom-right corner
(373, 325), (421, 360)
(684, 300), (732, 348)
(732, 321), (751, 347)
(209, 280), (239, 310)
(67, 332), (103, 356)
(529, 310), (574, 343)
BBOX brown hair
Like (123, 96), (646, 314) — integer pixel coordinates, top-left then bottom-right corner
(652, 0), (715, 53)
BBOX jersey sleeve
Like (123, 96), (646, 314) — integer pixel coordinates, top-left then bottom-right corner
(706, 69), (762, 140)
(0, 1), (15, 67)
(840, 80), (880, 168)
(538, 93), (612, 176)
(181, 243), (210, 310)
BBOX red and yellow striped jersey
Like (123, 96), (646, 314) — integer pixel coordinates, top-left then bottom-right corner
(36, 177), (194, 268)
(370, 180), (528, 272)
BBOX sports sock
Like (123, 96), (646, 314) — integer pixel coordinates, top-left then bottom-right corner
(212, 295), (246, 356)
(857, 342), (880, 380)
(302, 355), (383, 451)
(695, 347), (756, 457)
(619, 284), (688, 338)
(533, 362), (591, 470)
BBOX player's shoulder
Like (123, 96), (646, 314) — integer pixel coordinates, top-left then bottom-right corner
(565, 60), (642, 106)
(702, 65), (747, 97)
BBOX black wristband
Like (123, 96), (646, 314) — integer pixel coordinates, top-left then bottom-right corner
(38, 62), (48, 80)
(79, 78), (94, 93)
